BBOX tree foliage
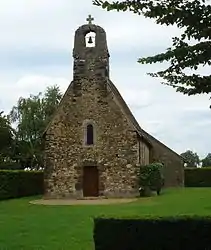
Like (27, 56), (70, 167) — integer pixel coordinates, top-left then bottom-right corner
(201, 153), (211, 167)
(180, 150), (200, 167)
(139, 162), (164, 196)
(93, 0), (211, 106)
(9, 85), (62, 169)
(0, 112), (14, 163)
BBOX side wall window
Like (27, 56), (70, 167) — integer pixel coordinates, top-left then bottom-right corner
(138, 141), (141, 164)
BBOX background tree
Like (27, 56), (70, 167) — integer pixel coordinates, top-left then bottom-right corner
(201, 153), (211, 167)
(0, 111), (14, 163)
(9, 85), (62, 169)
(43, 85), (63, 124)
(180, 150), (200, 168)
(93, 0), (211, 107)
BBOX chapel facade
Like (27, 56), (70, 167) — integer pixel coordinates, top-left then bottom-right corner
(43, 16), (184, 199)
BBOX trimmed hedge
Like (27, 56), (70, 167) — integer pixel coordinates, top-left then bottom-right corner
(0, 162), (23, 170)
(185, 167), (211, 187)
(0, 170), (44, 200)
(94, 216), (211, 250)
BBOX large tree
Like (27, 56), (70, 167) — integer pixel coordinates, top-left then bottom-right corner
(201, 153), (211, 167)
(93, 0), (211, 106)
(180, 150), (200, 168)
(9, 85), (62, 169)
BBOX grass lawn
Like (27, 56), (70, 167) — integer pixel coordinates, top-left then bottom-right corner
(1, 187), (211, 250)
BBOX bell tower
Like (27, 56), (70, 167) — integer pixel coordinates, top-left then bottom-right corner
(73, 15), (110, 81)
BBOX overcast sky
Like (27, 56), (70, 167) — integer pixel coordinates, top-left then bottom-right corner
(0, 0), (210, 158)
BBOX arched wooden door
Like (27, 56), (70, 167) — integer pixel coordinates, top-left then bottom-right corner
(83, 166), (99, 197)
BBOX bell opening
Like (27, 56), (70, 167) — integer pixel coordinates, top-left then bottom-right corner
(85, 32), (96, 47)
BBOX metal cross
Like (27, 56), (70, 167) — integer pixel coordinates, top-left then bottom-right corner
(86, 14), (94, 24)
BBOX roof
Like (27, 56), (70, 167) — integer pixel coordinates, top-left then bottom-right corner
(107, 80), (152, 148)
(107, 80), (183, 159)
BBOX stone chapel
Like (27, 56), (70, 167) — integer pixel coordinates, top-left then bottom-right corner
(43, 16), (184, 199)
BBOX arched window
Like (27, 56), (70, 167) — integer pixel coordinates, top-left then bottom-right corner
(85, 32), (96, 47)
(86, 124), (94, 145)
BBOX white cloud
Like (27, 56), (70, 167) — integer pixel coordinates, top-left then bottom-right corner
(0, 75), (69, 114)
(121, 88), (152, 108)
(15, 75), (69, 93)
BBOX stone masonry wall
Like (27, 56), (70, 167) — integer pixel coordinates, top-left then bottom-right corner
(44, 77), (149, 198)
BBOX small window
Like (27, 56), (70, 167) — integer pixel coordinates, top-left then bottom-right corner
(86, 124), (94, 145)
(138, 141), (141, 164)
(105, 66), (109, 77)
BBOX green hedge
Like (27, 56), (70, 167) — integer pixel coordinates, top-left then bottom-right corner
(0, 162), (23, 170)
(0, 170), (44, 200)
(185, 167), (211, 187)
(94, 216), (211, 250)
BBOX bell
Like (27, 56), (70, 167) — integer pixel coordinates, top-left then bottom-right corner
(88, 36), (93, 44)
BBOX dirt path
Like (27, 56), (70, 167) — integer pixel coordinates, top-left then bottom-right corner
(30, 198), (138, 206)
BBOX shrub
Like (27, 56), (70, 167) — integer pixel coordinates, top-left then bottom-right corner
(0, 170), (44, 200)
(94, 216), (211, 250)
(185, 167), (211, 187)
(139, 162), (164, 196)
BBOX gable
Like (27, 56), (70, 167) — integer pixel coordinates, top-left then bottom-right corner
(43, 79), (141, 137)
